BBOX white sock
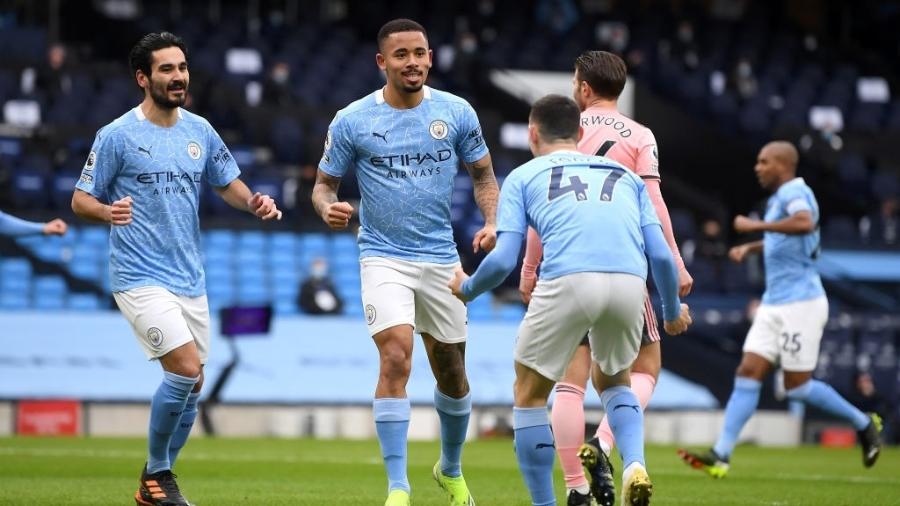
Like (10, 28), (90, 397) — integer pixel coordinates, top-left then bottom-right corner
(599, 438), (612, 457)
(622, 461), (647, 484)
(569, 484), (591, 496)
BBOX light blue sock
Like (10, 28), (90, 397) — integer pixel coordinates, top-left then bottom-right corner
(713, 377), (761, 460)
(147, 372), (198, 474)
(435, 388), (471, 478)
(600, 386), (645, 468)
(787, 380), (870, 430)
(168, 391), (200, 468)
(374, 398), (410, 494)
(513, 407), (556, 506)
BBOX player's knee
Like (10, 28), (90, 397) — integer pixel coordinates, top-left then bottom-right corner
(735, 361), (766, 380)
(379, 346), (412, 378)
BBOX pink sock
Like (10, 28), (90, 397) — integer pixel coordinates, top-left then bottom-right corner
(595, 372), (657, 452)
(551, 382), (589, 490)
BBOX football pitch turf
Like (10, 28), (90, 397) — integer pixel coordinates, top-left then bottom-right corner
(0, 437), (897, 505)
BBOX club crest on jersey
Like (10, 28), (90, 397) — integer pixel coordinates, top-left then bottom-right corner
(365, 304), (377, 325)
(187, 142), (202, 160)
(147, 327), (164, 347)
(84, 151), (96, 171)
(429, 120), (448, 140)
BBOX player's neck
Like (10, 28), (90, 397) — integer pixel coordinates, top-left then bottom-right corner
(585, 97), (617, 110)
(383, 85), (424, 110)
(140, 99), (180, 127)
(536, 141), (578, 157)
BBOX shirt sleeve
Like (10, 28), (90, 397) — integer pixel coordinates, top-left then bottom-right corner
(205, 124), (241, 187)
(0, 210), (45, 236)
(782, 186), (813, 215)
(634, 129), (660, 179)
(495, 173), (527, 235)
(75, 127), (120, 199)
(455, 103), (489, 164)
(637, 180), (661, 229)
(319, 113), (355, 178)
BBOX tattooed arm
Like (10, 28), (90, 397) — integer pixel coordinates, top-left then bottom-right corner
(464, 153), (500, 253)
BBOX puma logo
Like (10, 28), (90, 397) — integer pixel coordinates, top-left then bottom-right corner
(138, 145), (152, 158)
(613, 404), (640, 413)
(535, 442), (555, 450)
(372, 130), (389, 142)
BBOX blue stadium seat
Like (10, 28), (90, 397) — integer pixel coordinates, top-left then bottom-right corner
(814, 326), (856, 391)
(270, 232), (298, 254)
(0, 292), (29, 310)
(33, 275), (67, 298)
(206, 229), (236, 249)
(238, 230), (267, 250)
(300, 233), (330, 257)
(67, 292), (102, 310)
(11, 169), (49, 208)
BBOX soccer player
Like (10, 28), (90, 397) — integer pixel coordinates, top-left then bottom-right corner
(0, 210), (67, 236)
(449, 94), (692, 506)
(518, 51), (692, 506)
(678, 141), (882, 477)
(312, 18), (499, 506)
(71, 32), (281, 506)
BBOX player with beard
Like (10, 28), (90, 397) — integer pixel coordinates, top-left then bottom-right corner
(71, 32), (281, 506)
(313, 18), (499, 506)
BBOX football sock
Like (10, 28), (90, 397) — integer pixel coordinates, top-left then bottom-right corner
(713, 377), (761, 460)
(168, 391), (200, 467)
(600, 386), (645, 469)
(374, 398), (411, 493)
(550, 382), (589, 490)
(787, 379), (870, 430)
(434, 387), (471, 478)
(513, 407), (557, 506)
(596, 372), (656, 452)
(147, 371), (198, 474)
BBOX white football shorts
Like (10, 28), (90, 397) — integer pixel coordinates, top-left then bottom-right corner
(113, 285), (211, 363)
(360, 256), (467, 343)
(516, 272), (646, 380)
(742, 295), (828, 372)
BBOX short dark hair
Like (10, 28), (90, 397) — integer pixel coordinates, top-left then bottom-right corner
(129, 32), (187, 77)
(377, 18), (428, 51)
(574, 50), (627, 100)
(530, 95), (581, 143)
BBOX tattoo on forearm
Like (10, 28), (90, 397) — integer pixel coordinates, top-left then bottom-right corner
(469, 160), (499, 224)
(312, 171), (341, 217)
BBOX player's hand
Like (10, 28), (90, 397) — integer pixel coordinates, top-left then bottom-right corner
(663, 303), (692, 335)
(678, 267), (693, 298)
(448, 265), (470, 303)
(248, 192), (282, 220)
(519, 269), (536, 304)
(733, 215), (758, 233)
(472, 223), (497, 253)
(322, 201), (354, 230)
(108, 196), (133, 226)
(42, 218), (67, 236)
(728, 244), (750, 263)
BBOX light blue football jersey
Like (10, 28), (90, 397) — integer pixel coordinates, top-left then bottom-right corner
(75, 107), (240, 297)
(761, 177), (825, 304)
(497, 150), (660, 280)
(319, 86), (489, 263)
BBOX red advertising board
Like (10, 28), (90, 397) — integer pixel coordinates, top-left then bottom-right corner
(16, 400), (82, 435)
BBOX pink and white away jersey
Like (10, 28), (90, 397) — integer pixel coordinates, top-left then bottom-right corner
(577, 105), (659, 179)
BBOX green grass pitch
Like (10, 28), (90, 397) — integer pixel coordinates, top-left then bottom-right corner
(0, 437), (897, 505)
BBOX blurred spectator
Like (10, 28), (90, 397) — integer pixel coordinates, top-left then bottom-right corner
(536, 0), (578, 35)
(731, 57), (758, 100)
(847, 371), (888, 417)
(32, 43), (73, 100)
(261, 61), (295, 107)
(862, 197), (898, 247)
(698, 219), (728, 260)
(298, 257), (343, 315)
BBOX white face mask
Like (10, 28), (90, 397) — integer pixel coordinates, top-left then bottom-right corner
(310, 263), (328, 279)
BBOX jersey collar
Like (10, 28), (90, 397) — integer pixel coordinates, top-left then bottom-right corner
(132, 106), (184, 121)
(375, 86), (432, 105)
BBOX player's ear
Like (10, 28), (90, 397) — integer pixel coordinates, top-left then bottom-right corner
(528, 123), (539, 145)
(375, 53), (386, 71)
(135, 69), (148, 90)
